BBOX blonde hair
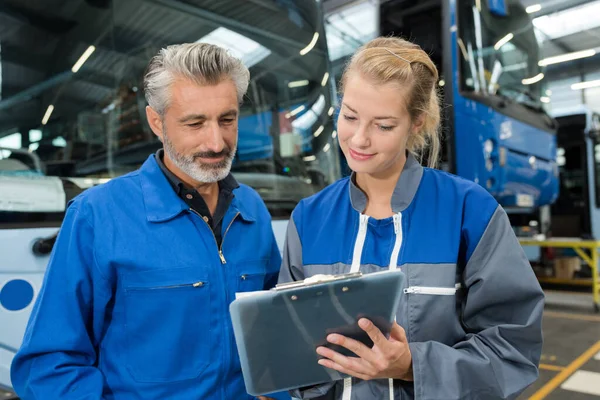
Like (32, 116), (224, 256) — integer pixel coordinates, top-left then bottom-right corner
(340, 37), (441, 168)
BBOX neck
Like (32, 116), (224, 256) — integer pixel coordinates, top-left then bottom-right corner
(355, 153), (407, 208)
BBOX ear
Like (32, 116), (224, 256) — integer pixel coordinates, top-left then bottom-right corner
(411, 114), (425, 135)
(146, 106), (164, 142)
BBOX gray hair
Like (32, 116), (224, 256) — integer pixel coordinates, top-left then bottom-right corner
(143, 43), (250, 115)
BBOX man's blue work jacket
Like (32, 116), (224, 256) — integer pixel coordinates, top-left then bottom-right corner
(11, 155), (287, 400)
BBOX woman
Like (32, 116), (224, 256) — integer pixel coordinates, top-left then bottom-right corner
(278, 37), (544, 399)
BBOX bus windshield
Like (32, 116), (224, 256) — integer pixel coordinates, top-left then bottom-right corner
(0, 0), (339, 221)
(457, 0), (546, 109)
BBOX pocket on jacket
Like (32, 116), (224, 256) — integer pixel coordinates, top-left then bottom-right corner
(404, 263), (463, 344)
(124, 272), (211, 383)
(236, 259), (268, 293)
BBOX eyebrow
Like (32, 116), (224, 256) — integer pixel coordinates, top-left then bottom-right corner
(219, 109), (238, 119)
(342, 102), (399, 120)
(178, 109), (238, 123)
(178, 114), (206, 124)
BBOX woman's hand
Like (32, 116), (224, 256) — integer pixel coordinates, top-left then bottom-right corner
(316, 318), (413, 381)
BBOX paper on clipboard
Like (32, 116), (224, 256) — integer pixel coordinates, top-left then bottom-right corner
(235, 274), (353, 299)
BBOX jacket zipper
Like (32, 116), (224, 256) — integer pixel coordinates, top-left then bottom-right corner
(189, 209), (239, 264)
(403, 286), (457, 295)
(189, 207), (239, 398)
(127, 281), (205, 291)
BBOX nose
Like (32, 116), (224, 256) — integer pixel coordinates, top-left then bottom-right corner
(204, 122), (225, 153)
(349, 123), (370, 149)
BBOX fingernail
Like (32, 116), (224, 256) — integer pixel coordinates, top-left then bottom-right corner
(316, 347), (325, 355)
(328, 334), (339, 343)
(318, 360), (326, 366)
(359, 318), (370, 328)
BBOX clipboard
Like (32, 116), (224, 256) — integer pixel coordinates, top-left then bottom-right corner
(229, 269), (405, 396)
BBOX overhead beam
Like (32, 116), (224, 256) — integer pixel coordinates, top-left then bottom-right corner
(143, 0), (325, 56)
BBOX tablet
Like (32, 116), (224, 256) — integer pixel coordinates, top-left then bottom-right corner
(229, 269), (405, 396)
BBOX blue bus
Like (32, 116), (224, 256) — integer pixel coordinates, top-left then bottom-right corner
(551, 107), (600, 240)
(380, 0), (559, 229)
(0, 0), (338, 395)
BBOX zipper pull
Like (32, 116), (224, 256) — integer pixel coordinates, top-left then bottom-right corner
(360, 214), (369, 232)
(192, 281), (204, 287)
(218, 250), (226, 264)
(393, 213), (401, 234)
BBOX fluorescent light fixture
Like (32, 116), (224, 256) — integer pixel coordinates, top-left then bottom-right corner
(291, 95), (325, 130)
(198, 27), (271, 68)
(0, 132), (21, 149)
(546, 89), (552, 96)
(439, 80), (446, 87)
(303, 155), (316, 161)
(321, 72), (330, 87)
(526, 4), (542, 13)
(300, 32), (319, 56)
(42, 105), (54, 125)
(323, 143), (331, 153)
(288, 80), (309, 88)
(539, 49), (596, 67)
(313, 125), (324, 137)
(522, 73), (544, 85)
(328, 107), (334, 116)
(332, 130), (337, 139)
(285, 105), (305, 119)
(52, 137), (67, 147)
(29, 129), (42, 142)
(71, 46), (96, 73)
(494, 33), (514, 50)
(571, 80), (600, 90)
(540, 96), (550, 103)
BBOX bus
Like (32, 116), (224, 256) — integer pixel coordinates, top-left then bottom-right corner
(551, 106), (600, 240)
(379, 0), (559, 231)
(0, 0), (339, 395)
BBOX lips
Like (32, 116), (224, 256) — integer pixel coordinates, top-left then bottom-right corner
(196, 155), (225, 163)
(349, 148), (375, 161)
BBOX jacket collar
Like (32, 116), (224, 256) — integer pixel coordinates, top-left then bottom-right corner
(349, 153), (424, 213)
(139, 155), (255, 223)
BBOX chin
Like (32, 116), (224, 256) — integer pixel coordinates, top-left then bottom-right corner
(346, 160), (380, 175)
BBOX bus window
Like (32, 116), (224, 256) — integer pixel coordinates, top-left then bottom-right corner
(0, 0), (340, 225)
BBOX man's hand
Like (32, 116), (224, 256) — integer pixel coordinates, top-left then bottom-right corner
(316, 318), (413, 381)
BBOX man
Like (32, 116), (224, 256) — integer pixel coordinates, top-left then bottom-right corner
(11, 43), (288, 400)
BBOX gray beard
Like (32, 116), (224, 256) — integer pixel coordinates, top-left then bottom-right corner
(162, 131), (236, 184)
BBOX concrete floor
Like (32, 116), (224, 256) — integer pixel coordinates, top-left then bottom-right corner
(519, 291), (600, 400)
